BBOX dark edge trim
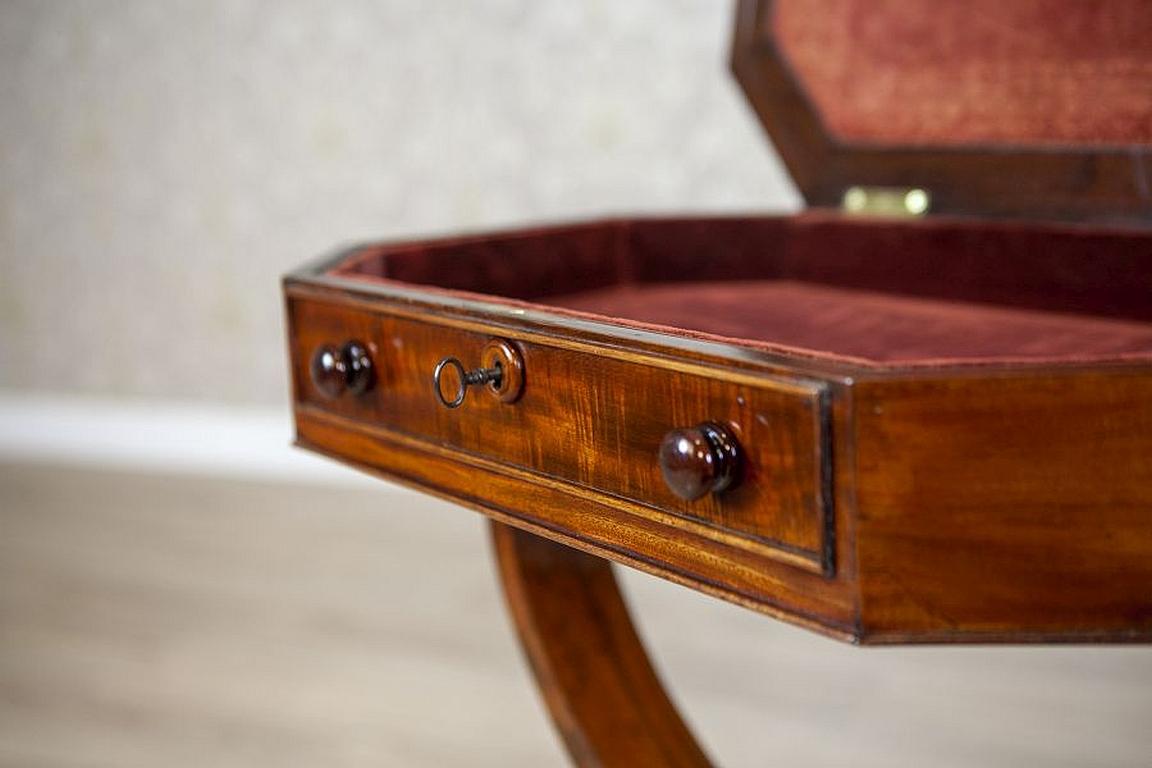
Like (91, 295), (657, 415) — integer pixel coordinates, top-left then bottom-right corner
(818, 386), (836, 577)
(857, 628), (1152, 647)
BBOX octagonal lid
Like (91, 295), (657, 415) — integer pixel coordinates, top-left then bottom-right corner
(731, 0), (1152, 223)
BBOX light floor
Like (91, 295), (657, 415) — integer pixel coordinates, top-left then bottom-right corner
(1, 464), (1150, 767)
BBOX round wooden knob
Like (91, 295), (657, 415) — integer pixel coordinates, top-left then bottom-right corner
(658, 422), (742, 501)
(310, 341), (374, 399)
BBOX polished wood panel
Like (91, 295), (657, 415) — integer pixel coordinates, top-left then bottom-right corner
(492, 522), (713, 768)
(287, 294), (835, 574)
(854, 369), (1152, 642)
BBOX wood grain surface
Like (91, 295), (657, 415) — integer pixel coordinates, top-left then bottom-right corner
(854, 370), (1152, 642)
(492, 521), (713, 768)
(288, 294), (836, 575)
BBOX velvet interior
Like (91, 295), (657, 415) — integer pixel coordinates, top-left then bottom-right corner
(773, 0), (1152, 146)
(331, 215), (1152, 368)
(551, 281), (1152, 366)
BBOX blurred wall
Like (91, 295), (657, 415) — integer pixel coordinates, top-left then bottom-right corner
(0, 0), (798, 405)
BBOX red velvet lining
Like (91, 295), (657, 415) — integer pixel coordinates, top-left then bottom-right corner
(551, 281), (1152, 365)
(329, 215), (1152, 368)
(773, 0), (1152, 146)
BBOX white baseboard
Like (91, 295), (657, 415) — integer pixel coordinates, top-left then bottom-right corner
(0, 391), (402, 490)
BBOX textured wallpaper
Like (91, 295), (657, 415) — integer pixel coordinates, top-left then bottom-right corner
(0, 0), (798, 405)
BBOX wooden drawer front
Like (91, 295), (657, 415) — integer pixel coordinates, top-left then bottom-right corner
(289, 296), (833, 574)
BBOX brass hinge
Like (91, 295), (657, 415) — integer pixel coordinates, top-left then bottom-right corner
(841, 186), (931, 218)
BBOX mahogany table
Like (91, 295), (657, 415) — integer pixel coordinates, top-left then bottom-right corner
(284, 2), (1152, 764)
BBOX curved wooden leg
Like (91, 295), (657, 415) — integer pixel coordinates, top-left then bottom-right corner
(491, 521), (714, 768)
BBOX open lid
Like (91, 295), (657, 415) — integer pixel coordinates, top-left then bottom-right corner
(731, 0), (1152, 223)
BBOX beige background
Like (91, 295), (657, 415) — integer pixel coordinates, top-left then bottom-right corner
(0, 0), (796, 404)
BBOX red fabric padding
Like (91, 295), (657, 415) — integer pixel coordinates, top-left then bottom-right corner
(551, 280), (1152, 365)
(330, 214), (1152, 368)
(773, 0), (1152, 146)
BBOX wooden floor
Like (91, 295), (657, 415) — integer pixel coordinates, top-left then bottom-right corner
(2, 463), (1150, 767)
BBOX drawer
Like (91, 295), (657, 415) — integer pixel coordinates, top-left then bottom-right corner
(288, 295), (834, 574)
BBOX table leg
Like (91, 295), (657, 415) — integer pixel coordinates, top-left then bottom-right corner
(490, 521), (714, 768)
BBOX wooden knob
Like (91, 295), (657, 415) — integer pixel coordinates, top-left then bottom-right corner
(310, 341), (374, 399)
(658, 422), (742, 501)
